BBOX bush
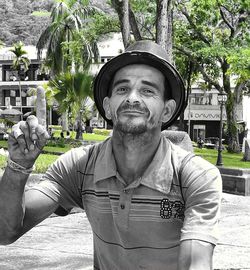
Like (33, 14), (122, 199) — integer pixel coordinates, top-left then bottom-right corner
(46, 137), (83, 148)
(93, 128), (111, 136)
(47, 138), (66, 148)
(48, 125), (62, 131)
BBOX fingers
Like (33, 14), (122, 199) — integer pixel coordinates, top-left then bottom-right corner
(11, 122), (29, 154)
(10, 116), (50, 154)
(35, 125), (50, 150)
(27, 115), (39, 141)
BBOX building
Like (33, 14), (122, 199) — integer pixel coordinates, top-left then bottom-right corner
(0, 46), (49, 122)
(183, 87), (243, 143)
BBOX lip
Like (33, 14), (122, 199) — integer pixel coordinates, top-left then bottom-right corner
(121, 110), (145, 115)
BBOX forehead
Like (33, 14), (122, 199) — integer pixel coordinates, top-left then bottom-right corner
(113, 64), (165, 84)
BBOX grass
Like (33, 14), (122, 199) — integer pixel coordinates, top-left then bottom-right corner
(52, 130), (109, 141)
(194, 147), (250, 169)
(0, 154), (59, 174)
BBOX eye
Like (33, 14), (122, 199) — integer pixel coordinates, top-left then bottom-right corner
(116, 87), (128, 94)
(142, 88), (154, 95)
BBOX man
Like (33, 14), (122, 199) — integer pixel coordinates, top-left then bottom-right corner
(0, 40), (222, 270)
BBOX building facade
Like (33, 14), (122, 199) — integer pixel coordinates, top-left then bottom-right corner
(182, 88), (243, 143)
(0, 46), (49, 122)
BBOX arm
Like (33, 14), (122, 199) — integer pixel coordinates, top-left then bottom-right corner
(178, 240), (214, 270)
(0, 116), (54, 245)
(177, 155), (222, 270)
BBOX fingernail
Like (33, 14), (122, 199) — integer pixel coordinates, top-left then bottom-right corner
(24, 148), (29, 154)
(30, 144), (35, 151)
(31, 134), (38, 140)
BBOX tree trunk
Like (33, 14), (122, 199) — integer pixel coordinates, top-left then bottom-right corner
(129, 4), (142, 41)
(111, 0), (131, 48)
(222, 60), (240, 153)
(61, 111), (69, 132)
(75, 111), (83, 140)
(225, 91), (240, 153)
(179, 61), (193, 131)
(156, 0), (173, 63)
(18, 79), (23, 120)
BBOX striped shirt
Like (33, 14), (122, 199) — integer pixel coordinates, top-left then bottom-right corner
(31, 136), (222, 270)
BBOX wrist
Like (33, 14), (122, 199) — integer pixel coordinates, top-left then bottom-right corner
(7, 158), (35, 175)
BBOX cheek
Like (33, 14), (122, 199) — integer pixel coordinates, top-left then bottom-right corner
(109, 99), (121, 118)
(147, 101), (165, 120)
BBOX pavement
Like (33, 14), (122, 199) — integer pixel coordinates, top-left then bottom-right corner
(0, 192), (250, 270)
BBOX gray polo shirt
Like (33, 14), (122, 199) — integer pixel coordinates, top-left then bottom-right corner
(31, 136), (222, 270)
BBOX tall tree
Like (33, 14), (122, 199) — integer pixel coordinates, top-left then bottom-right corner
(174, 0), (250, 152)
(156, 0), (173, 62)
(37, 0), (97, 75)
(48, 71), (93, 139)
(110, 0), (174, 62)
(37, 0), (99, 132)
(9, 41), (30, 118)
(111, 0), (131, 48)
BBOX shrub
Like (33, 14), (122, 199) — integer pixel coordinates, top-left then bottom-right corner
(48, 125), (62, 131)
(93, 128), (111, 136)
(47, 138), (66, 148)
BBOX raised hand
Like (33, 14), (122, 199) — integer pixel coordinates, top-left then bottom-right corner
(8, 115), (50, 169)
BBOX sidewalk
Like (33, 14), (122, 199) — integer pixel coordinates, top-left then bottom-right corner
(0, 193), (250, 270)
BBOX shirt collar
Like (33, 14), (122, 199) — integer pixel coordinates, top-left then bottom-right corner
(94, 136), (174, 194)
(94, 138), (117, 183)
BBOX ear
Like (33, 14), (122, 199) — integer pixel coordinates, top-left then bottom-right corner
(103, 97), (112, 120)
(161, 99), (176, 123)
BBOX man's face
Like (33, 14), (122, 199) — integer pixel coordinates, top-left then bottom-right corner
(103, 64), (176, 134)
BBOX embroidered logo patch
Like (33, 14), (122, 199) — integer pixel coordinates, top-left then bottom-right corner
(160, 199), (185, 220)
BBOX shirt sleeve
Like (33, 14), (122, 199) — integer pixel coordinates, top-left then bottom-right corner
(29, 145), (93, 211)
(180, 155), (222, 245)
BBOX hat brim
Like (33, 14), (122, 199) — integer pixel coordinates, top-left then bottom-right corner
(94, 51), (186, 130)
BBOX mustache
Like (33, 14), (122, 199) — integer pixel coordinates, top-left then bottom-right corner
(117, 102), (149, 114)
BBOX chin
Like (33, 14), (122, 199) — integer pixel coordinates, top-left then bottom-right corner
(115, 119), (147, 134)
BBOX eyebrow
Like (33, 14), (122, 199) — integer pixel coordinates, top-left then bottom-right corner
(141, 80), (161, 91)
(112, 79), (161, 90)
(112, 79), (130, 88)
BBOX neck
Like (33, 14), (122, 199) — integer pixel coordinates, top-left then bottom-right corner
(112, 128), (162, 185)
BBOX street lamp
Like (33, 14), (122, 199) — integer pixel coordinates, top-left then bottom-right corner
(216, 91), (227, 166)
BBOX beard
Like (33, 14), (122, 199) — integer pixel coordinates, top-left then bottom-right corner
(115, 118), (148, 134)
(113, 102), (150, 135)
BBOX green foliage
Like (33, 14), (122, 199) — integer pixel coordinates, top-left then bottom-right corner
(48, 124), (62, 130)
(9, 41), (30, 71)
(46, 137), (66, 148)
(37, 0), (100, 74)
(32, 10), (51, 17)
(93, 128), (111, 136)
(227, 48), (250, 85)
(0, 119), (15, 128)
(48, 71), (93, 120)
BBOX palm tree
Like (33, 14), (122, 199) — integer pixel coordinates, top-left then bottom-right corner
(48, 71), (94, 139)
(37, 0), (98, 75)
(9, 42), (30, 118)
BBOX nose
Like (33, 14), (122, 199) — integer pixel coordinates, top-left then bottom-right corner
(125, 89), (140, 104)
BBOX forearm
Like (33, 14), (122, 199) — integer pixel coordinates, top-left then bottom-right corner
(0, 166), (30, 244)
(178, 240), (214, 270)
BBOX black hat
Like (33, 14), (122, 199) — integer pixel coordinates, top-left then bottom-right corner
(93, 40), (185, 130)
